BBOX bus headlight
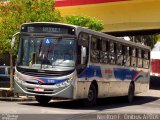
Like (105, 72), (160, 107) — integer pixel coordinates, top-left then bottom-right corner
(69, 76), (73, 81)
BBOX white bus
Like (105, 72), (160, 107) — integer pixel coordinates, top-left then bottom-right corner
(12, 22), (150, 105)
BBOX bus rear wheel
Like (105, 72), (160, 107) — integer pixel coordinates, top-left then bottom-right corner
(83, 84), (97, 106)
(35, 96), (52, 104)
(128, 82), (135, 103)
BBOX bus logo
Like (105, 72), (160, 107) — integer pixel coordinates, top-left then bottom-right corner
(105, 69), (112, 74)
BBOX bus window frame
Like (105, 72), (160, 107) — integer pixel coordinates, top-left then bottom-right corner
(99, 38), (109, 64)
(90, 35), (100, 63)
(116, 43), (123, 66)
(137, 48), (143, 68)
(108, 40), (116, 65)
(142, 49), (150, 69)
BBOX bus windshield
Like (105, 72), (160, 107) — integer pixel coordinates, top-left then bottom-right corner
(17, 36), (76, 71)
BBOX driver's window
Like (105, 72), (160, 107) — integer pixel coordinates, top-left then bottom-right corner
(81, 46), (87, 64)
(77, 32), (89, 65)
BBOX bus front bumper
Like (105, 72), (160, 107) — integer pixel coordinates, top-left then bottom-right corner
(14, 80), (74, 99)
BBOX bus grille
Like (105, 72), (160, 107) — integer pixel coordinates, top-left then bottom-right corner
(25, 81), (56, 85)
(16, 67), (74, 77)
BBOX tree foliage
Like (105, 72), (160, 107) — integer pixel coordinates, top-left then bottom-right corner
(0, 0), (104, 55)
(128, 35), (158, 49)
(65, 15), (104, 31)
(0, 0), (62, 55)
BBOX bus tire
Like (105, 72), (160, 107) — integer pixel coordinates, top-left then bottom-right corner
(83, 83), (97, 106)
(35, 96), (52, 104)
(128, 82), (135, 103)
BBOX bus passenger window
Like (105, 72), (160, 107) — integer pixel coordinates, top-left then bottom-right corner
(91, 37), (97, 49)
(116, 44), (123, 65)
(123, 46), (130, 66)
(108, 42), (115, 64)
(143, 50), (150, 68)
(131, 48), (136, 67)
(102, 40), (106, 51)
(100, 40), (108, 64)
(91, 36), (100, 63)
(137, 49), (142, 68)
(100, 51), (108, 63)
(91, 50), (99, 63)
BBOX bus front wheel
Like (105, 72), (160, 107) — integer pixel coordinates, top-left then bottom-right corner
(128, 82), (135, 103)
(83, 84), (97, 106)
(35, 96), (52, 104)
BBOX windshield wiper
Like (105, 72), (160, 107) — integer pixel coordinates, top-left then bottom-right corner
(38, 40), (43, 69)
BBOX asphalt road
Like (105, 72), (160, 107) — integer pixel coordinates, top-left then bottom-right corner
(0, 89), (160, 120)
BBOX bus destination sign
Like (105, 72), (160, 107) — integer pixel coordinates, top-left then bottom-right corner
(27, 26), (68, 34)
(21, 25), (75, 35)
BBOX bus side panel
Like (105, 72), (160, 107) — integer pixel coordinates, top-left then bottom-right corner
(75, 64), (150, 99)
(100, 65), (131, 97)
(101, 65), (150, 97)
(97, 81), (110, 98)
(76, 81), (91, 99)
(137, 68), (150, 94)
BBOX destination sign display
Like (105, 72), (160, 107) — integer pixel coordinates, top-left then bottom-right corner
(21, 24), (75, 35)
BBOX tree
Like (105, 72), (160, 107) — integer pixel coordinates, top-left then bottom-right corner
(0, 0), (104, 90)
(0, 0), (62, 55)
(128, 35), (158, 49)
(65, 15), (103, 31)
(0, 0), (63, 90)
(0, 0), (104, 55)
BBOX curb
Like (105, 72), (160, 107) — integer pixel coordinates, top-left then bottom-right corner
(0, 88), (35, 101)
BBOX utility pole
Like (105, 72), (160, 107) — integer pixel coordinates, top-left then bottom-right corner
(10, 32), (19, 91)
(10, 52), (13, 91)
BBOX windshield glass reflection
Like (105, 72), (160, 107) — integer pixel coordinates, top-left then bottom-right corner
(17, 36), (76, 71)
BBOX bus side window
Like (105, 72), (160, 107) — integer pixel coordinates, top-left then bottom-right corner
(137, 49), (142, 68)
(123, 46), (130, 66)
(116, 43), (123, 65)
(131, 47), (136, 67)
(108, 41), (116, 64)
(77, 32), (89, 65)
(90, 36), (99, 63)
(142, 50), (150, 68)
(100, 39), (108, 64)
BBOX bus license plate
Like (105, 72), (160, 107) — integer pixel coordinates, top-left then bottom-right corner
(34, 87), (44, 92)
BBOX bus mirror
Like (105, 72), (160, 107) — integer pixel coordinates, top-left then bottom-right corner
(11, 32), (20, 49)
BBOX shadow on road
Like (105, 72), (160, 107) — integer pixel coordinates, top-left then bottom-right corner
(150, 76), (160, 90)
(19, 95), (159, 111)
